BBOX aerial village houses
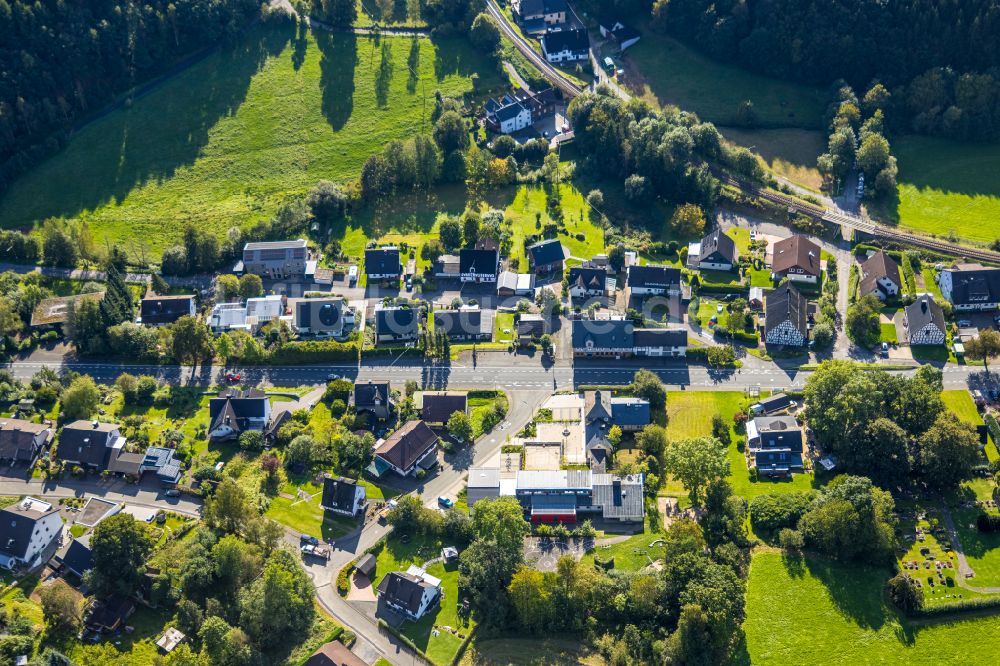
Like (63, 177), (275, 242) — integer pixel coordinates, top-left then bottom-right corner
(207, 389), (272, 442)
(354, 381), (392, 421)
(419, 391), (468, 426)
(939, 264), (1000, 311)
(136, 294), (196, 326)
(747, 415), (805, 477)
(30, 291), (104, 330)
(687, 230), (738, 272)
(374, 306), (419, 345)
(511, 0), (567, 30)
(771, 235), (821, 284)
(572, 319), (687, 357)
(857, 251), (901, 300)
(320, 475), (366, 517)
(377, 566), (442, 620)
(291, 297), (353, 339)
(540, 28), (589, 63)
(237, 239), (308, 279)
(365, 247), (402, 281)
(459, 248), (500, 284)
(764, 283), (808, 347)
(517, 313), (546, 345)
(369, 420), (439, 478)
(0, 418), (52, 466)
(527, 239), (567, 274)
(568, 265), (611, 300)
(57, 420), (137, 474)
(497, 271), (536, 297)
(625, 264), (682, 297)
(598, 19), (641, 50)
(0, 497), (62, 571)
(483, 88), (559, 134)
(905, 294), (947, 346)
(434, 307), (494, 342)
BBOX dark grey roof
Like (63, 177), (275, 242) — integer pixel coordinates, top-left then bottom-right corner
(0, 499), (59, 559)
(516, 0), (567, 16)
(375, 307), (418, 339)
(377, 572), (434, 614)
(858, 251), (901, 296)
(57, 534), (94, 576)
(321, 476), (359, 513)
(139, 295), (194, 325)
(421, 392), (468, 424)
(541, 28), (588, 54)
(758, 428), (803, 451)
(626, 264), (681, 290)
(591, 474), (644, 521)
(906, 294), (945, 334)
(572, 319), (633, 349)
(365, 248), (401, 275)
(375, 420), (438, 471)
(355, 553), (377, 577)
(611, 24), (641, 42)
(632, 328), (687, 348)
(946, 266), (1000, 305)
(757, 393), (792, 412)
(568, 266), (607, 291)
(494, 102), (528, 122)
(610, 398), (650, 426)
(517, 314), (546, 336)
(697, 230), (737, 264)
(460, 248), (499, 277)
(57, 420), (118, 468)
(527, 239), (566, 266)
(584, 390), (612, 422)
(766, 283), (808, 336)
(355, 381), (390, 409)
(433, 309), (494, 339)
(209, 390), (269, 435)
(0, 419), (50, 461)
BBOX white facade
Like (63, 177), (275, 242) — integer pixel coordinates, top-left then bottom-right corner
(940, 270), (1000, 311)
(909, 322), (946, 346)
(0, 498), (62, 570)
(765, 319), (806, 346)
(543, 46), (588, 63)
(779, 270), (818, 285)
(499, 107), (532, 134)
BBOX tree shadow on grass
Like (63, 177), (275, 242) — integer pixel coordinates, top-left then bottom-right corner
(407, 37), (421, 94)
(0, 22), (292, 226)
(316, 32), (358, 131)
(806, 554), (892, 631)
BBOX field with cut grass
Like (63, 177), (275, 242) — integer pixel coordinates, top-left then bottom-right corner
(461, 637), (601, 666)
(741, 551), (1000, 665)
(893, 136), (1000, 244)
(0, 23), (499, 255)
(625, 33), (826, 130)
(719, 127), (825, 191)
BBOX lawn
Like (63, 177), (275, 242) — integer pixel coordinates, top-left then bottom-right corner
(625, 32), (827, 130)
(265, 493), (358, 541)
(469, 390), (508, 439)
(372, 534), (473, 665)
(581, 529), (664, 571)
(880, 322), (899, 343)
(460, 637), (602, 665)
(0, 23), (500, 255)
(494, 312), (515, 344)
(719, 127), (826, 191)
(921, 267), (944, 299)
(893, 135), (1000, 245)
(942, 390), (984, 429)
(501, 183), (606, 270)
(741, 551), (1000, 665)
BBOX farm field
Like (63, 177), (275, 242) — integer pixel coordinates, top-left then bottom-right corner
(0, 23), (499, 255)
(742, 551), (1000, 665)
(624, 33), (827, 130)
(894, 135), (1000, 244)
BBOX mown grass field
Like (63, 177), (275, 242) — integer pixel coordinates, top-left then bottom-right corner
(0, 23), (499, 254)
(625, 33), (827, 130)
(894, 135), (1000, 244)
(741, 551), (1000, 665)
(719, 127), (826, 191)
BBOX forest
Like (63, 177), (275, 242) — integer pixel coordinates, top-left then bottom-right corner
(650, 0), (1000, 140)
(0, 0), (261, 192)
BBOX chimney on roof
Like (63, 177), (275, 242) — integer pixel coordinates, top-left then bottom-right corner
(92, 420), (99, 428)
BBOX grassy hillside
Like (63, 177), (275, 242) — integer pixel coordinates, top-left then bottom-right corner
(624, 32), (827, 130)
(0, 23), (498, 254)
(742, 551), (1000, 665)
(894, 135), (1000, 244)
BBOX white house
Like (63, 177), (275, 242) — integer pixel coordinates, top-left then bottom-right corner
(940, 264), (1000, 311)
(0, 497), (62, 571)
(764, 284), (808, 347)
(858, 251), (901, 301)
(320, 475), (366, 516)
(377, 565), (442, 620)
(905, 294), (947, 346)
(540, 29), (589, 63)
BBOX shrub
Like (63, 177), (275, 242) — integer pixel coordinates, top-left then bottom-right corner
(886, 573), (923, 613)
(750, 492), (816, 536)
(778, 528), (804, 550)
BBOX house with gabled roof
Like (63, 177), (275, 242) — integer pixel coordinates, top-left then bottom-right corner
(374, 306), (419, 345)
(239, 239), (308, 279)
(370, 420), (439, 478)
(905, 294), (946, 346)
(497, 271), (535, 298)
(526, 239), (566, 274)
(354, 381), (392, 421)
(434, 307), (494, 342)
(940, 263), (1000, 311)
(419, 392), (468, 425)
(858, 251), (901, 301)
(459, 248), (499, 284)
(0, 497), (62, 570)
(688, 230), (738, 272)
(572, 320), (687, 357)
(625, 264), (681, 296)
(365, 247), (402, 281)
(377, 566), (442, 620)
(320, 475), (365, 516)
(568, 265), (610, 300)
(0, 418), (52, 466)
(771, 235), (821, 284)
(208, 389), (271, 442)
(540, 28), (588, 63)
(57, 420), (128, 472)
(137, 295), (196, 327)
(764, 283), (808, 347)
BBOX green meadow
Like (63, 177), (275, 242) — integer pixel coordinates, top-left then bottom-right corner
(0, 23), (498, 254)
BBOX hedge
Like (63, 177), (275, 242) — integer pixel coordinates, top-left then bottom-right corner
(269, 340), (359, 364)
(911, 593), (1000, 617)
(987, 413), (1000, 447)
(698, 282), (750, 295)
(449, 626), (479, 666)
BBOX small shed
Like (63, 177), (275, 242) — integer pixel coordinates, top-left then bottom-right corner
(441, 546), (459, 563)
(156, 627), (186, 654)
(355, 553), (377, 579)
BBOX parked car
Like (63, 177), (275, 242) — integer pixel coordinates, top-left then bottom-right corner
(881, 342), (889, 357)
(301, 544), (330, 560)
(300, 534), (319, 546)
(438, 496), (454, 509)
(145, 512), (156, 523)
(225, 372), (241, 382)
(164, 489), (181, 498)
(958, 320), (973, 327)
(327, 373), (341, 381)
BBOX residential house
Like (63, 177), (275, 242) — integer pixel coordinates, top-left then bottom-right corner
(137, 295), (196, 326)
(497, 271), (535, 298)
(238, 240), (308, 279)
(304, 641), (367, 666)
(939, 264), (1000, 311)
(625, 264), (681, 296)
(434, 255), (460, 280)
(140, 447), (182, 484)
(484, 96), (532, 134)
(370, 420), (439, 478)
(292, 297), (353, 339)
(749, 393), (794, 416)
(0, 497), (62, 570)
(53, 533), (93, 578)
(598, 20), (641, 50)
(208, 389), (271, 442)
(905, 294), (947, 346)
(84, 596), (135, 634)
(512, 0), (567, 26)
(0, 419), (52, 466)
(748, 287), (765, 310)
(467, 468), (503, 507)
(207, 295), (285, 333)
(420, 391), (468, 425)
(747, 416), (804, 477)
(764, 283), (808, 347)
(540, 28), (589, 63)
(687, 230), (738, 272)
(568, 265), (610, 300)
(374, 306), (419, 345)
(365, 247), (402, 281)
(527, 239), (566, 273)
(485, 469), (646, 523)
(354, 381), (392, 421)
(459, 248), (499, 284)
(433, 307), (494, 342)
(517, 313), (546, 345)
(377, 566), (442, 621)
(572, 319), (687, 357)
(771, 235), (821, 284)
(609, 397), (650, 432)
(30, 292), (104, 330)
(858, 251), (901, 300)
(320, 475), (366, 516)
(57, 420), (130, 473)
(207, 302), (249, 333)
